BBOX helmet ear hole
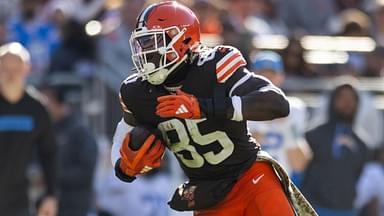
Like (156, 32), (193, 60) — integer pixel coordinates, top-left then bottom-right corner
(183, 37), (192, 45)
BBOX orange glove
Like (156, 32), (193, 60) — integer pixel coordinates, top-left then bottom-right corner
(119, 132), (165, 177)
(156, 89), (201, 119)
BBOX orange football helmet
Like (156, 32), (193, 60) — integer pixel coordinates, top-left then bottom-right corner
(130, 1), (200, 85)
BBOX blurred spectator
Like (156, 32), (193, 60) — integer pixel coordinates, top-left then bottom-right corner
(0, 42), (57, 216)
(302, 81), (368, 216)
(370, 0), (384, 46)
(247, 51), (311, 180)
(310, 77), (384, 149)
(40, 76), (98, 216)
(363, 46), (384, 76)
(328, 9), (371, 36)
(192, 0), (223, 35)
(279, 0), (335, 34)
(48, 0), (98, 77)
(7, 0), (60, 75)
(97, 0), (145, 140)
(245, 0), (288, 35)
(335, 0), (364, 11)
(49, 18), (96, 77)
(96, 169), (172, 216)
(97, 0), (146, 141)
(327, 9), (371, 76)
(48, 0), (105, 24)
(0, 20), (7, 45)
(97, 0), (145, 90)
(0, 0), (19, 20)
(282, 36), (316, 77)
(220, 0), (254, 62)
(355, 146), (384, 216)
(225, 0), (253, 24)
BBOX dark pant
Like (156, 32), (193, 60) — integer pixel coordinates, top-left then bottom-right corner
(315, 205), (357, 216)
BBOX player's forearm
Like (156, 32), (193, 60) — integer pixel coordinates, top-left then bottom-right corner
(199, 90), (289, 121)
(238, 90), (290, 121)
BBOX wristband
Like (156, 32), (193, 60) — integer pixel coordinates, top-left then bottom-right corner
(114, 159), (136, 183)
(231, 96), (243, 121)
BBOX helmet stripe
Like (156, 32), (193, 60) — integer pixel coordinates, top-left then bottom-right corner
(137, 3), (156, 28)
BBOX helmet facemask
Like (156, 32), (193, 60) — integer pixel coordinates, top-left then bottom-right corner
(130, 26), (188, 85)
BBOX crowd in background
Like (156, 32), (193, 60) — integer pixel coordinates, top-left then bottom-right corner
(0, 0), (383, 78)
(0, 0), (384, 216)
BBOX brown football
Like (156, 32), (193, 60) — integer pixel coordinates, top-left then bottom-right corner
(129, 126), (153, 151)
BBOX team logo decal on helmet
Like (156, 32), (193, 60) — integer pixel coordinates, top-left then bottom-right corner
(130, 1), (200, 85)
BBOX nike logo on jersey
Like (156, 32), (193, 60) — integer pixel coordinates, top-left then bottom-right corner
(175, 104), (189, 115)
(252, 174), (264, 185)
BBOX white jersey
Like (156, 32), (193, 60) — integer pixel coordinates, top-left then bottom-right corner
(247, 97), (307, 173)
(355, 163), (384, 216)
(97, 171), (172, 216)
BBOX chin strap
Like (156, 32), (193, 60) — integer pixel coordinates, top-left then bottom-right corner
(147, 54), (188, 85)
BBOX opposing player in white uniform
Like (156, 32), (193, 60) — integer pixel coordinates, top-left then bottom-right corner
(247, 51), (311, 175)
(355, 147), (384, 216)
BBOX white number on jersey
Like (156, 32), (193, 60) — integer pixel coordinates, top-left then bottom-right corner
(158, 119), (234, 168)
(197, 48), (216, 66)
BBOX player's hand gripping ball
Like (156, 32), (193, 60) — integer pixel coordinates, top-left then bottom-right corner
(119, 126), (165, 177)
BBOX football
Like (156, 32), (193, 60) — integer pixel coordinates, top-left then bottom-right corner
(129, 126), (155, 151)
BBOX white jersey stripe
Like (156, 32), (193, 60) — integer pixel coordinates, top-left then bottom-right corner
(259, 84), (286, 96)
(218, 59), (247, 83)
(137, 5), (153, 28)
(229, 73), (252, 97)
(217, 56), (244, 78)
(216, 50), (241, 68)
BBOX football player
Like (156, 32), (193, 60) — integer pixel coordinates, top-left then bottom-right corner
(111, 1), (316, 216)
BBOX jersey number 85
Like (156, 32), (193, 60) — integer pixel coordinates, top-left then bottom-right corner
(158, 119), (234, 168)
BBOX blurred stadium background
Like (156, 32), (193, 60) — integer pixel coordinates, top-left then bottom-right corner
(1, 0), (384, 215)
